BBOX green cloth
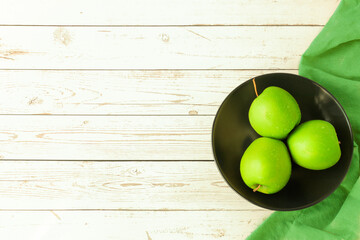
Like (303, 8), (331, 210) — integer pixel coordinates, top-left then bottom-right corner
(247, 0), (360, 239)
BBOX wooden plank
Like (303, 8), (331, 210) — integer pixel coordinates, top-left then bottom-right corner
(0, 161), (265, 210)
(0, 0), (338, 26)
(0, 70), (298, 115)
(0, 116), (212, 160)
(0, 210), (272, 240)
(0, 26), (321, 69)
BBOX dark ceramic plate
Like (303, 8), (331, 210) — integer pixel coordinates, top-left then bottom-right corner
(212, 73), (353, 211)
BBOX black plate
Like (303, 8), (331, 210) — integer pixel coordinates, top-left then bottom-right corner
(212, 73), (353, 211)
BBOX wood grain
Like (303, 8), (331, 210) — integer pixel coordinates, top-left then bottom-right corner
(0, 161), (266, 210)
(0, 210), (271, 240)
(0, 26), (321, 69)
(0, 115), (213, 160)
(0, 0), (338, 26)
(0, 70), (298, 115)
(0, 0), (326, 237)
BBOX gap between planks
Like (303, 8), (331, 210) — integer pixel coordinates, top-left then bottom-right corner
(0, 24), (325, 27)
(0, 159), (215, 162)
(0, 209), (268, 212)
(0, 114), (216, 116)
(0, 68), (299, 71)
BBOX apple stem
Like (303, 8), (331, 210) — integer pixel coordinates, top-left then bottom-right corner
(253, 184), (261, 192)
(252, 78), (259, 97)
(339, 141), (341, 144)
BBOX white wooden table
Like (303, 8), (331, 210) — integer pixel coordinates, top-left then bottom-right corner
(0, 1), (338, 239)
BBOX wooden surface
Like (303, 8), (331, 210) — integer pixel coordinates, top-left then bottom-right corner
(0, 26), (321, 69)
(0, 70), (297, 115)
(0, 211), (269, 240)
(0, 161), (261, 210)
(0, 0), (338, 25)
(0, 1), (337, 239)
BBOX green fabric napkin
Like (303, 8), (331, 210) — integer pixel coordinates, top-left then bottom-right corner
(247, 0), (360, 239)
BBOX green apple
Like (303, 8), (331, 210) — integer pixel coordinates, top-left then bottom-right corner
(249, 86), (301, 139)
(287, 120), (341, 170)
(240, 137), (292, 194)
